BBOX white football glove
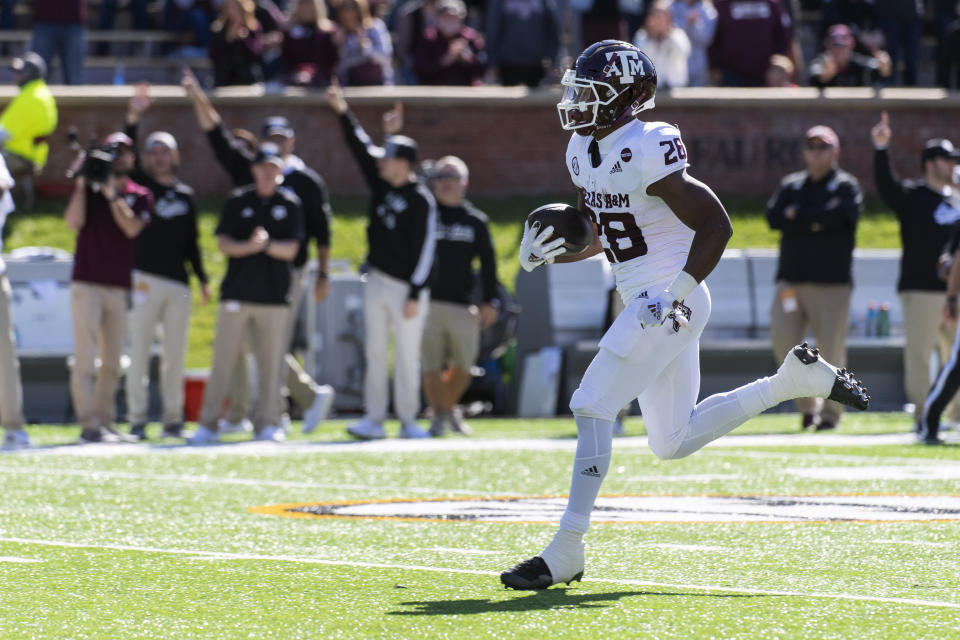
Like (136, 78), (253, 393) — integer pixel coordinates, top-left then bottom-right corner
(638, 291), (678, 329)
(519, 221), (566, 272)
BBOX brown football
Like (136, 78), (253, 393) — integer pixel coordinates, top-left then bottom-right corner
(526, 203), (594, 255)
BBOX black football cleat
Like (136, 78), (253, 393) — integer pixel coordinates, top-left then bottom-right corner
(500, 556), (583, 590)
(783, 342), (870, 411)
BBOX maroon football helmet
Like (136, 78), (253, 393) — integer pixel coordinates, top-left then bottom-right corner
(557, 40), (658, 134)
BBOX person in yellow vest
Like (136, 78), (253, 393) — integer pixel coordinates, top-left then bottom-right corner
(0, 53), (58, 211)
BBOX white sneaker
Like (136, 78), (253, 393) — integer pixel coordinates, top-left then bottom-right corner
(302, 385), (335, 434)
(278, 414), (291, 435)
(399, 422), (431, 439)
(346, 419), (386, 440)
(217, 418), (253, 434)
(2, 429), (31, 450)
(255, 425), (286, 442)
(187, 425), (220, 445)
(449, 407), (473, 436)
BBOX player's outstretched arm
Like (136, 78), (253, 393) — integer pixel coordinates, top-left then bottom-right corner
(647, 169), (732, 283)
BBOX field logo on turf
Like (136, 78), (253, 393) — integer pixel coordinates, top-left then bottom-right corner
(250, 494), (960, 524)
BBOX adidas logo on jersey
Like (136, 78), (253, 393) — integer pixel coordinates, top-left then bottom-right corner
(581, 465), (602, 477)
(609, 162), (622, 174)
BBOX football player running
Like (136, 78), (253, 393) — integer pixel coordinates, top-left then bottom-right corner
(502, 40), (869, 590)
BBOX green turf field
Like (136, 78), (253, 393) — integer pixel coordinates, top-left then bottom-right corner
(2, 413), (959, 639)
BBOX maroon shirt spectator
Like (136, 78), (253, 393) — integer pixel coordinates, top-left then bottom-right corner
(414, 0), (486, 85)
(73, 179), (153, 289)
(34, 0), (86, 22)
(709, 0), (792, 86)
(282, 0), (339, 86)
(210, 0), (265, 86)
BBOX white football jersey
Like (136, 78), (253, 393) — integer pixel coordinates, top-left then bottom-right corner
(565, 120), (694, 302)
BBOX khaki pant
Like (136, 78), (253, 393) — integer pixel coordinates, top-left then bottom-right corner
(421, 301), (480, 371)
(70, 282), (128, 430)
(364, 269), (429, 424)
(770, 282), (851, 423)
(125, 271), (192, 425)
(222, 266), (318, 421)
(0, 275), (25, 431)
(199, 301), (287, 433)
(899, 290), (960, 423)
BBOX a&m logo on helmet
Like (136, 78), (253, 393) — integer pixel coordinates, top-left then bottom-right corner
(602, 50), (645, 85)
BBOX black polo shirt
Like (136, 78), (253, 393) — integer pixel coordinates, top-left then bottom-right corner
(432, 200), (498, 305)
(766, 167), (862, 284)
(215, 185), (304, 305)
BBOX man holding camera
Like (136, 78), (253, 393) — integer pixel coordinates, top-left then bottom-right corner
(65, 133), (152, 443)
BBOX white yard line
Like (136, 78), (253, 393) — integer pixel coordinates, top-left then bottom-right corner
(0, 467), (505, 496)
(6, 432), (954, 458)
(0, 556), (41, 563)
(0, 536), (956, 610)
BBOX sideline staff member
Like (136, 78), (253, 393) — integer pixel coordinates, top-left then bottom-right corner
(325, 83), (437, 440)
(766, 125), (862, 432)
(188, 144), (304, 444)
(871, 111), (960, 430)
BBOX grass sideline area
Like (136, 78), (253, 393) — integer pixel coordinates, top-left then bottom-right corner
(1, 413), (959, 639)
(5, 196), (901, 369)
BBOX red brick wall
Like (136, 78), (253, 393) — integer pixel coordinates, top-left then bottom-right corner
(19, 86), (960, 200)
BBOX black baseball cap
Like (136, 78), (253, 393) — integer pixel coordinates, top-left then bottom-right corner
(262, 116), (294, 139)
(374, 135), (418, 164)
(922, 138), (960, 163)
(252, 142), (285, 168)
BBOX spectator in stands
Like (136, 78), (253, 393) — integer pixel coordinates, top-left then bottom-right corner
(187, 144), (304, 444)
(394, 0), (439, 83)
(421, 156), (499, 436)
(0, 53), (57, 212)
(633, 1), (691, 88)
(97, 0), (152, 55)
(182, 67), (336, 435)
(325, 84), (437, 440)
(31, 0), (87, 85)
(0, 154), (28, 450)
(64, 133), (152, 443)
(333, 0), (394, 85)
(669, 0), (718, 87)
(766, 125), (862, 431)
(414, 0), (486, 86)
(765, 53), (798, 86)
(163, 0), (216, 57)
(209, 0), (265, 86)
(875, 0), (922, 86)
(121, 84), (208, 441)
(809, 24), (891, 88)
(484, 0), (559, 87)
(709, 0), (791, 86)
(0, 0), (15, 30)
(937, 2), (960, 89)
(255, 0), (288, 82)
(282, 0), (339, 86)
(581, 0), (627, 48)
(871, 112), (960, 433)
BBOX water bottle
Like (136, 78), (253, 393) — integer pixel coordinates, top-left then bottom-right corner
(864, 301), (878, 337)
(113, 64), (125, 86)
(877, 302), (890, 337)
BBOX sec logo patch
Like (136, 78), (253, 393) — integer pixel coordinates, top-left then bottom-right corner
(621, 148), (633, 162)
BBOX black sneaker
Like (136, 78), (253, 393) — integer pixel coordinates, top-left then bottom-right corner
(500, 556), (583, 590)
(78, 427), (121, 444)
(801, 413), (817, 430)
(129, 423), (147, 441)
(161, 423), (185, 438)
(815, 420), (836, 432)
